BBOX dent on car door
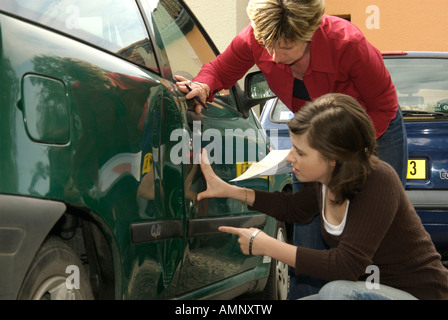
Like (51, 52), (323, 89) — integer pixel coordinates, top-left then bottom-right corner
(129, 83), (187, 298)
(177, 100), (271, 294)
(62, 60), (186, 298)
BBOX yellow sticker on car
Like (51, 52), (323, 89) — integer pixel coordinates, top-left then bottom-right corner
(236, 161), (256, 177)
(236, 161), (268, 180)
(142, 153), (153, 175)
(407, 159), (426, 180)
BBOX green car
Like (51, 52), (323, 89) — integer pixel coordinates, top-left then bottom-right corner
(0, 0), (291, 299)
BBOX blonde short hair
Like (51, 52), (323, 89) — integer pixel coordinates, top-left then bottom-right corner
(247, 0), (325, 48)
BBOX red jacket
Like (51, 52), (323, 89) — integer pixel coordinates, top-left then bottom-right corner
(194, 15), (398, 138)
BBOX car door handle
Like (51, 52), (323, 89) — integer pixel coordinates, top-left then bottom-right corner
(187, 214), (267, 237)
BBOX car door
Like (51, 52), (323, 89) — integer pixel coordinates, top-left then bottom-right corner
(140, 0), (272, 295)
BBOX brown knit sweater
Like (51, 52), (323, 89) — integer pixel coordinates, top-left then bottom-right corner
(250, 160), (448, 299)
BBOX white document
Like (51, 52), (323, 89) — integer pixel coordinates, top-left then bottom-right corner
(231, 149), (292, 182)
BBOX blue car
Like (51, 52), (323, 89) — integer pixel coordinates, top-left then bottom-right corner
(259, 51), (448, 263)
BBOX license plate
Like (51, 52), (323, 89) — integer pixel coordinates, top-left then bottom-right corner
(407, 159), (427, 180)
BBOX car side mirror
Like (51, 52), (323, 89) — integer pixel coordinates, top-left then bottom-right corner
(235, 71), (276, 118)
(244, 71), (275, 100)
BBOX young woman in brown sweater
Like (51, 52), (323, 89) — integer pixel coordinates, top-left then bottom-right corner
(197, 93), (448, 300)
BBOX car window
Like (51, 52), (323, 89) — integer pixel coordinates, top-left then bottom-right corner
(2, 0), (159, 72)
(384, 58), (448, 113)
(270, 99), (294, 123)
(141, 0), (215, 78)
(141, 0), (239, 110)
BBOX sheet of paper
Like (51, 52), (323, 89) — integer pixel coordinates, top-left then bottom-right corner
(231, 149), (292, 182)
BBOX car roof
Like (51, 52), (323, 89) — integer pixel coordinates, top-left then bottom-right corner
(382, 51), (448, 58)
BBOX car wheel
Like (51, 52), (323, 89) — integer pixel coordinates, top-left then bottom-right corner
(17, 237), (94, 300)
(258, 221), (289, 300)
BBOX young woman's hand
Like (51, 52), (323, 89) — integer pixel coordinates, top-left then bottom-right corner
(219, 225), (297, 267)
(197, 149), (233, 201)
(219, 226), (266, 256)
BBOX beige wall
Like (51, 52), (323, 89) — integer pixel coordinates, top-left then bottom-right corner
(184, 0), (256, 100)
(325, 0), (448, 52)
(184, 0), (250, 53)
(185, 0), (448, 52)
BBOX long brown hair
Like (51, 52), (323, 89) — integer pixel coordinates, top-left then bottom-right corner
(288, 93), (378, 204)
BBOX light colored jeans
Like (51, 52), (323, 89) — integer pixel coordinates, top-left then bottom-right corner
(299, 280), (418, 300)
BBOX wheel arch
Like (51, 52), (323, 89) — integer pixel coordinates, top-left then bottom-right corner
(0, 194), (118, 300)
(0, 194), (65, 299)
(46, 204), (118, 300)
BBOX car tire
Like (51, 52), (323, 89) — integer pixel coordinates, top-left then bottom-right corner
(257, 221), (289, 300)
(17, 236), (94, 300)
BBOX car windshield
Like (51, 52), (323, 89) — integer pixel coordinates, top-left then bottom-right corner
(2, 0), (159, 71)
(384, 57), (448, 114)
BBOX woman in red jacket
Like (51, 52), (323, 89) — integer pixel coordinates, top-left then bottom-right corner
(176, 0), (408, 298)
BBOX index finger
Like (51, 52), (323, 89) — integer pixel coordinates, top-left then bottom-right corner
(219, 226), (240, 235)
(173, 74), (187, 83)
